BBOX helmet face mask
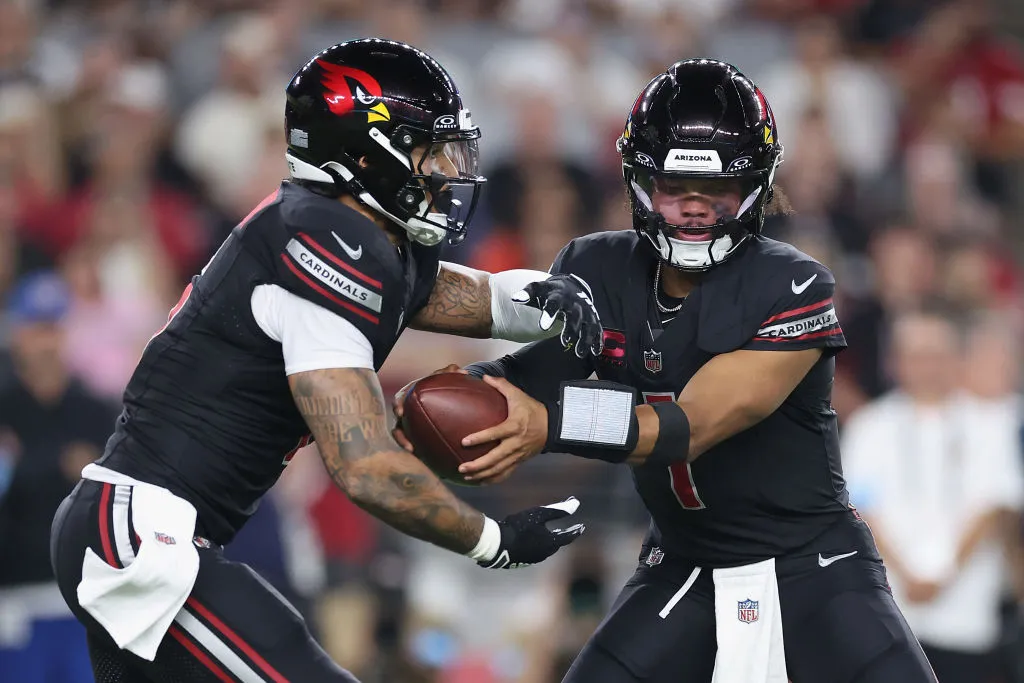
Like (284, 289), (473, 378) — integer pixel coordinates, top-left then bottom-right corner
(617, 59), (784, 271)
(402, 138), (483, 246)
(625, 165), (772, 270)
(284, 39), (486, 246)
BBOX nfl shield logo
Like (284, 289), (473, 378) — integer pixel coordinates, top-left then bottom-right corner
(645, 547), (664, 567)
(643, 349), (663, 373)
(737, 599), (759, 624)
(154, 532), (177, 545)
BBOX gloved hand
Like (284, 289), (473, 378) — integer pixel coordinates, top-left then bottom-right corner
(476, 497), (585, 569)
(512, 274), (603, 359)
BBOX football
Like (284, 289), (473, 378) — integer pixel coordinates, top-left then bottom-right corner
(400, 373), (508, 484)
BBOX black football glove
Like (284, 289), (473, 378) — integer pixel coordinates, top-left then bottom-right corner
(511, 274), (603, 358)
(478, 497), (586, 569)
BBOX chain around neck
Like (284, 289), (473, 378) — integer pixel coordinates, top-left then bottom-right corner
(654, 261), (683, 314)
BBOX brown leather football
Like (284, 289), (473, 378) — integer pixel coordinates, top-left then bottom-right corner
(401, 373), (508, 485)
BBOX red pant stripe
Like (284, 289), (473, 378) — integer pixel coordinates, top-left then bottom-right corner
(186, 598), (290, 683)
(168, 624), (236, 683)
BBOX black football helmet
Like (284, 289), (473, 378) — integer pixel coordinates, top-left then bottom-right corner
(617, 59), (783, 271)
(285, 38), (485, 246)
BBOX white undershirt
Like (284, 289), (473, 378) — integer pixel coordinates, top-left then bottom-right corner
(250, 283), (374, 374)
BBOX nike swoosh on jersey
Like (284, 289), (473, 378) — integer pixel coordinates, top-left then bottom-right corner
(332, 232), (362, 260)
(791, 273), (818, 294)
(284, 240), (382, 313)
(817, 550), (858, 567)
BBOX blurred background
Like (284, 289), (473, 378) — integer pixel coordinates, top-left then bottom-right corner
(1, 0), (1024, 682)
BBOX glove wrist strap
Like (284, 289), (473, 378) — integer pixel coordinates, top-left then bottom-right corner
(488, 270), (563, 342)
(544, 380), (639, 463)
(466, 516), (502, 562)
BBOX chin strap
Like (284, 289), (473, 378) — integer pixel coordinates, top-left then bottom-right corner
(646, 209), (665, 233)
(705, 217), (746, 267)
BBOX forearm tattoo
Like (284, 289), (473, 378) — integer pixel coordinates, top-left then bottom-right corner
(290, 368), (483, 553)
(410, 264), (491, 337)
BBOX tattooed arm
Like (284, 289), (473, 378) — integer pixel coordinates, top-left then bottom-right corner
(409, 262), (491, 337)
(408, 262), (601, 354)
(290, 367), (484, 553)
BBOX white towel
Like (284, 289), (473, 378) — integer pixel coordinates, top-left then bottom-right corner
(81, 463), (144, 487)
(77, 479), (200, 661)
(710, 558), (787, 683)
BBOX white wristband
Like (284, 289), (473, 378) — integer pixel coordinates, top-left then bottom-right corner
(489, 269), (564, 342)
(466, 516), (502, 562)
(559, 385), (634, 446)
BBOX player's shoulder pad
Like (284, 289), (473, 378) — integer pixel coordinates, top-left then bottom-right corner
(549, 231), (641, 312)
(274, 183), (405, 333)
(550, 230), (640, 282)
(697, 237), (836, 353)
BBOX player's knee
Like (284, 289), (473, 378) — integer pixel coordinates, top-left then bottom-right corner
(848, 637), (936, 683)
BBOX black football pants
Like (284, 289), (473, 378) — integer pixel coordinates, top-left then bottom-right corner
(563, 513), (938, 683)
(51, 479), (358, 682)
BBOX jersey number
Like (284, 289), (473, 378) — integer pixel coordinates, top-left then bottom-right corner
(642, 392), (706, 510)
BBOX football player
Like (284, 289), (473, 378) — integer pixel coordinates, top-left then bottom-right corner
(400, 60), (937, 683)
(49, 39), (600, 682)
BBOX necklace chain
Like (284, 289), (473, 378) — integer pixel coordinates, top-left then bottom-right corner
(654, 261), (683, 314)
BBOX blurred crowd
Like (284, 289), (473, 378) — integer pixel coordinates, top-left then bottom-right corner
(2, 0), (1024, 682)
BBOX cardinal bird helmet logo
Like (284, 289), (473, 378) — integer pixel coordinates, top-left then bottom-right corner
(754, 87), (776, 144)
(317, 59), (391, 123)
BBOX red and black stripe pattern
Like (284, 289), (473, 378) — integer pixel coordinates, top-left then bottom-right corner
(747, 296), (845, 349)
(169, 597), (292, 683)
(96, 483), (138, 569)
(167, 624), (237, 683)
(279, 231), (384, 326)
(97, 483), (119, 568)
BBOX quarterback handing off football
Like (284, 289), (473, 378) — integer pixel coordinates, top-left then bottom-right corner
(401, 373), (508, 483)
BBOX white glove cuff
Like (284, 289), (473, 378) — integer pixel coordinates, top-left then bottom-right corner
(466, 516), (502, 562)
(489, 270), (564, 342)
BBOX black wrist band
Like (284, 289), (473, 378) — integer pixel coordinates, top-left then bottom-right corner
(544, 380), (639, 463)
(645, 401), (691, 468)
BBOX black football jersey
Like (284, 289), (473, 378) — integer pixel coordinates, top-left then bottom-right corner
(97, 182), (440, 544)
(499, 231), (849, 566)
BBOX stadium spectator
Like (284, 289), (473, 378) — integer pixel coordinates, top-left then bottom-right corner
(843, 310), (1024, 683)
(42, 63), (208, 304)
(0, 271), (117, 683)
(760, 14), (897, 181)
(174, 13), (285, 220)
